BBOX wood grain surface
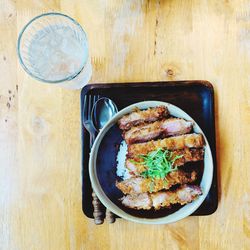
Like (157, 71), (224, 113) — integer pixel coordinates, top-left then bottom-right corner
(0, 0), (249, 249)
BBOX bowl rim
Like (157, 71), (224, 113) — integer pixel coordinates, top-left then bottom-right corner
(89, 101), (214, 224)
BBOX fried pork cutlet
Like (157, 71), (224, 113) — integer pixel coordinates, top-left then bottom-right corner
(126, 148), (204, 176)
(118, 106), (169, 131)
(123, 118), (193, 144)
(120, 185), (202, 210)
(127, 133), (204, 159)
(116, 170), (197, 194)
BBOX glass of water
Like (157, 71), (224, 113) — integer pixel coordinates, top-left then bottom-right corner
(17, 13), (92, 89)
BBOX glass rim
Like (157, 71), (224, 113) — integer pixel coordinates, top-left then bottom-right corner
(17, 12), (89, 84)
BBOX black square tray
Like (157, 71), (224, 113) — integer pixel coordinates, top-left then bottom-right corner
(81, 81), (218, 219)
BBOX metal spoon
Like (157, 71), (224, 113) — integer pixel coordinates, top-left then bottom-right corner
(91, 97), (118, 223)
(91, 97), (118, 132)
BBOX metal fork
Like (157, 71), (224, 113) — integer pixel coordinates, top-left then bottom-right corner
(83, 94), (99, 147)
(83, 94), (104, 225)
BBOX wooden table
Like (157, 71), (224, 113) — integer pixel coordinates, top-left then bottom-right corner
(0, 1), (249, 249)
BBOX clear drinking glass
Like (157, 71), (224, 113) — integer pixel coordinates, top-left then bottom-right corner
(17, 13), (92, 89)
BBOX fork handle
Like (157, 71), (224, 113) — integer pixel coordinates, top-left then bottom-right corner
(92, 191), (104, 225)
(90, 132), (104, 224)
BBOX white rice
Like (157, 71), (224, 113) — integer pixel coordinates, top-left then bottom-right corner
(116, 140), (131, 180)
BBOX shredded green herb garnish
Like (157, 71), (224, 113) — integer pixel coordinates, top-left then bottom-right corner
(139, 148), (183, 179)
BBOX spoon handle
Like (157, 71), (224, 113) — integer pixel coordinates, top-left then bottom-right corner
(90, 134), (95, 148)
(106, 209), (116, 223)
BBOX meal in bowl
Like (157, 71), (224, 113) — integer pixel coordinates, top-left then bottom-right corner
(116, 106), (205, 210)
